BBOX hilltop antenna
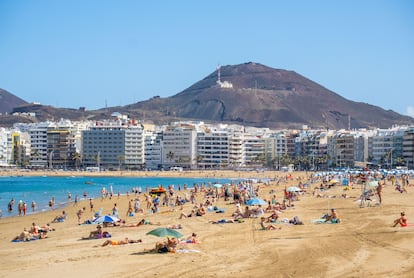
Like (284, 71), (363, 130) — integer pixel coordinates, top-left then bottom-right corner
(217, 64), (221, 83)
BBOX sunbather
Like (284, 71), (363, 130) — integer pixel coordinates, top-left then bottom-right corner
(393, 212), (408, 227)
(102, 237), (142, 246)
(84, 225), (103, 239)
(324, 208), (340, 223)
(180, 232), (199, 244)
(209, 219), (236, 224)
(146, 237), (178, 253)
(121, 218), (160, 227)
(179, 209), (196, 219)
(260, 217), (281, 230)
(12, 227), (47, 241)
(52, 211), (67, 222)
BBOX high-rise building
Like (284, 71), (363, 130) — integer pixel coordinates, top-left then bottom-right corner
(82, 122), (144, 170)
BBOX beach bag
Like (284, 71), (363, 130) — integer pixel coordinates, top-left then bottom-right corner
(102, 231), (111, 238)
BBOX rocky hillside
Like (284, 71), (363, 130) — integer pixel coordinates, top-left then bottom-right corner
(123, 62), (413, 129)
(0, 88), (28, 114)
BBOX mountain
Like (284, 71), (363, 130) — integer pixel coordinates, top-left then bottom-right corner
(0, 88), (28, 114)
(3, 62), (414, 129)
(122, 62), (414, 129)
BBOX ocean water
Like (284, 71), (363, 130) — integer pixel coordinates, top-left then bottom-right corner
(0, 175), (234, 218)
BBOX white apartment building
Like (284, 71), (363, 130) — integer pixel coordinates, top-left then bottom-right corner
(264, 132), (287, 168)
(370, 128), (405, 168)
(29, 122), (53, 167)
(82, 122), (144, 170)
(228, 128), (244, 168)
(403, 128), (414, 168)
(197, 127), (229, 169)
(243, 134), (266, 167)
(161, 124), (197, 169)
(0, 128), (10, 165)
(144, 129), (163, 170)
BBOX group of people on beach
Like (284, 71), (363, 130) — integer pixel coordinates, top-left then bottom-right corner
(12, 222), (55, 241)
(8, 171), (412, 258)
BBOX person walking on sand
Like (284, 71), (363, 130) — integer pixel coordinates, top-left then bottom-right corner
(77, 207), (86, 224)
(376, 181), (383, 204)
(31, 201), (36, 212)
(393, 212), (408, 227)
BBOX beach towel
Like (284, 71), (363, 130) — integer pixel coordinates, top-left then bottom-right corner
(176, 249), (201, 253)
(312, 219), (340, 224)
(208, 207), (226, 213)
(179, 240), (201, 244)
(12, 237), (39, 242)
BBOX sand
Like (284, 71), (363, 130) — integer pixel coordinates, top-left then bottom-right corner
(0, 170), (413, 278)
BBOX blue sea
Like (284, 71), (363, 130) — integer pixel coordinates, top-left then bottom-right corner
(0, 175), (234, 218)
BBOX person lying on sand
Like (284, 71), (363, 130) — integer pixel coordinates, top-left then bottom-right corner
(12, 227), (47, 241)
(102, 237), (142, 246)
(120, 218), (160, 227)
(209, 219), (236, 224)
(166, 224), (183, 229)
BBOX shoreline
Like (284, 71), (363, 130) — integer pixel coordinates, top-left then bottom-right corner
(0, 169), (293, 177)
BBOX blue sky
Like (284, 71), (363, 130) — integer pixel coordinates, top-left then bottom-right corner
(1, 1), (413, 117)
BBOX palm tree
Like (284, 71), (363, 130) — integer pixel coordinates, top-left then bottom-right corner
(394, 157), (405, 167)
(117, 155), (125, 170)
(31, 148), (40, 163)
(167, 151), (175, 163)
(61, 153), (67, 170)
(72, 152), (82, 170)
(196, 155), (204, 169)
(280, 154), (293, 167)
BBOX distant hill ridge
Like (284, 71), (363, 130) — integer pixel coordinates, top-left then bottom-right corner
(125, 62), (414, 129)
(1, 62), (413, 129)
(0, 88), (28, 114)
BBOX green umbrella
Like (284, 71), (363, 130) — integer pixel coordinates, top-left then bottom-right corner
(146, 227), (183, 238)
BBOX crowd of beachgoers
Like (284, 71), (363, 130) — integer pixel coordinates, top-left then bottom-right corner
(2, 169), (413, 277)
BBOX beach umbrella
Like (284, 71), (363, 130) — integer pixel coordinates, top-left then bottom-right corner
(287, 186), (301, 192)
(146, 227), (183, 238)
(246, 197), (267, 206)
(213, 183), (223, 188)
(93, 215), (119, 224)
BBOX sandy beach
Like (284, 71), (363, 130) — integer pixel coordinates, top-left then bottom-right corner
(1, 170), (413, 278)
